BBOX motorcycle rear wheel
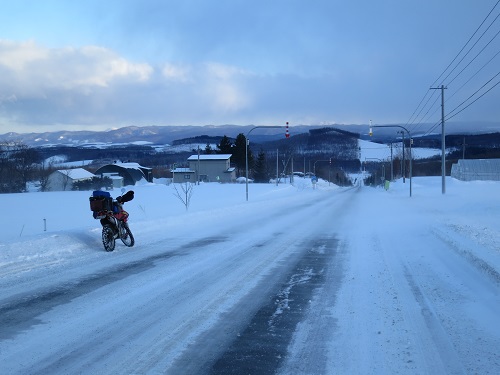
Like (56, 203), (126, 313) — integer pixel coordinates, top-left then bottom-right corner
(102, 225), (116, 252)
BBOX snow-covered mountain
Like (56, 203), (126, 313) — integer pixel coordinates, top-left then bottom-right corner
(1, 122), (499, 147)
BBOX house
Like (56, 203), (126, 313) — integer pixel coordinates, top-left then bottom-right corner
(94, 162), (153, 186)
(171, 167), (196, 183)
(451, 159), (500, 181)
(47, 168), (95, 191)
(172, 154), (236, 183)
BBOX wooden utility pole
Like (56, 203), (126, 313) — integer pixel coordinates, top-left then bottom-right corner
(431, 85), (447, 194)
(462, 137), (467, 160)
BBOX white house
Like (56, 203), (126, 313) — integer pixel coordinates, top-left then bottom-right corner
(47, 168), (95, 191)
(171, 167), (196, 183)
(172, 154), (236, 183)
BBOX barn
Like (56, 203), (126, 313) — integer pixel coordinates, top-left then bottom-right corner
(94, 162), (153, 186)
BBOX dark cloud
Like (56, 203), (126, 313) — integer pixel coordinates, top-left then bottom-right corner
(0, 1), (499, 132)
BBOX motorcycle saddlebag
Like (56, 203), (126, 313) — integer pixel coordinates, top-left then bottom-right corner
(89, 190), (113, 214)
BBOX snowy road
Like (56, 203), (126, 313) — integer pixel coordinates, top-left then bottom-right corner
(1, 180), (499, 374)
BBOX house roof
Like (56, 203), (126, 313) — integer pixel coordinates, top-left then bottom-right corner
(114, 162), (152, 171)
(94, 163), (153, 184)
(172, 168), (195, 173)
(57, 168), (94, 180)
(187, 154), (232, 161)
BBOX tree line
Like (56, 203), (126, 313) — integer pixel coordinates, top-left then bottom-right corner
(0, 142), (43, 193)
(0, 142), (111, 193)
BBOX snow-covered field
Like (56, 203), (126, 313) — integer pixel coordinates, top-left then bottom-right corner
(0, 177), (499, 374)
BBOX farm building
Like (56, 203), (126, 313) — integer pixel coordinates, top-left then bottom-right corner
(451, 159), (500, 181)
(47, 168), (95, 191)
(94, 162), (153, 186)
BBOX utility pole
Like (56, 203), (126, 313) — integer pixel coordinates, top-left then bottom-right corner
(369, 124), (412, 197)
(276, 149), (279, 186)
(431, 85), (447, 194)
(462, 137), (467, 160)
(389, 143), (393, 181)
(245, 125), (283, 200)
(197, 145), (200, 185)
(399, 131), (406, 183)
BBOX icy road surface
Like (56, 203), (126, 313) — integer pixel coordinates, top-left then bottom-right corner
(0, 180), (499, 374)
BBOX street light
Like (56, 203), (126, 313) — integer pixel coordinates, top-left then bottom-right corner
(313, 159), (334, 175)
(245, 126), (284, 201)
(369, 124), (412, 197)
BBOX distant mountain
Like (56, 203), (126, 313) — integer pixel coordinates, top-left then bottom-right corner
(0, 125), (320, 147)
(1, 122), (499, 147)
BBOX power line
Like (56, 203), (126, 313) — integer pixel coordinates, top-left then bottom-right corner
(446, 70), (500, 121)
(446, 47), (500, 102)
(406, 0), (500, 134)
(410, 92), (441, 134)
(422, 68), (500, 135)
(446, 25), (500, 87)
(439, 9), (500, 85)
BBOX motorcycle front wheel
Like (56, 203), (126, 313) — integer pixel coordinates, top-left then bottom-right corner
(102, 225), (116, 252)
(119, 222), (135, 247)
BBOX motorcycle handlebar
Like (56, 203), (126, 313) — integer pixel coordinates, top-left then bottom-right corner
(116, 190), (134, 204)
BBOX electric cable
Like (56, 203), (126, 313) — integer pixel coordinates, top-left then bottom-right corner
(406, 0), (500, 134)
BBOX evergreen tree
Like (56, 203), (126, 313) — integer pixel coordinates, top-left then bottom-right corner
(232, 133), (251, 176)
(217, 135), (233, 154)
(204, 143), (214, 154)
(253, 149), (269, 183)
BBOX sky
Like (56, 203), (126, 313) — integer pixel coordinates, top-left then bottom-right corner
(0, 0), (499, 134)
(0, 176), (499, 373)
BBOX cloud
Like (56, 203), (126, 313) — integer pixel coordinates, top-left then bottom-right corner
(1, 1), (500, 134)
(0, 40), (48, 71)
(0, 41), (159, 128)
(201, 63), (253, 113)
(0, 40), (438, 132)
(161, 63), (192, 83)
(0, 40), (152, 96)
(0, 41), (259, 129)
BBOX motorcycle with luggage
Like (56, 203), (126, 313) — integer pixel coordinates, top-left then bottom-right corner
(89, 190), (135, 252)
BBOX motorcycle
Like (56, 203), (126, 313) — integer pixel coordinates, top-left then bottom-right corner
(90, 190), (135, 252)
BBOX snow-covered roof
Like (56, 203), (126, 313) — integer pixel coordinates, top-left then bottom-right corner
(187, 154), (232, 161)
(101, 173), (124, 181)
(57, 168), (94, 180)
(172, 168), (194, 173)
(114, 162), (151, 170)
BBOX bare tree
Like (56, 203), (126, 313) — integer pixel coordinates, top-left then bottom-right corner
(0, 142), (26, 193)
(37, 160), (57, 192)
(12, 143), (41, 191)
(60, 169), (72, 191)
(0, 143), (13, 193)
(173, 182), (194, 211)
